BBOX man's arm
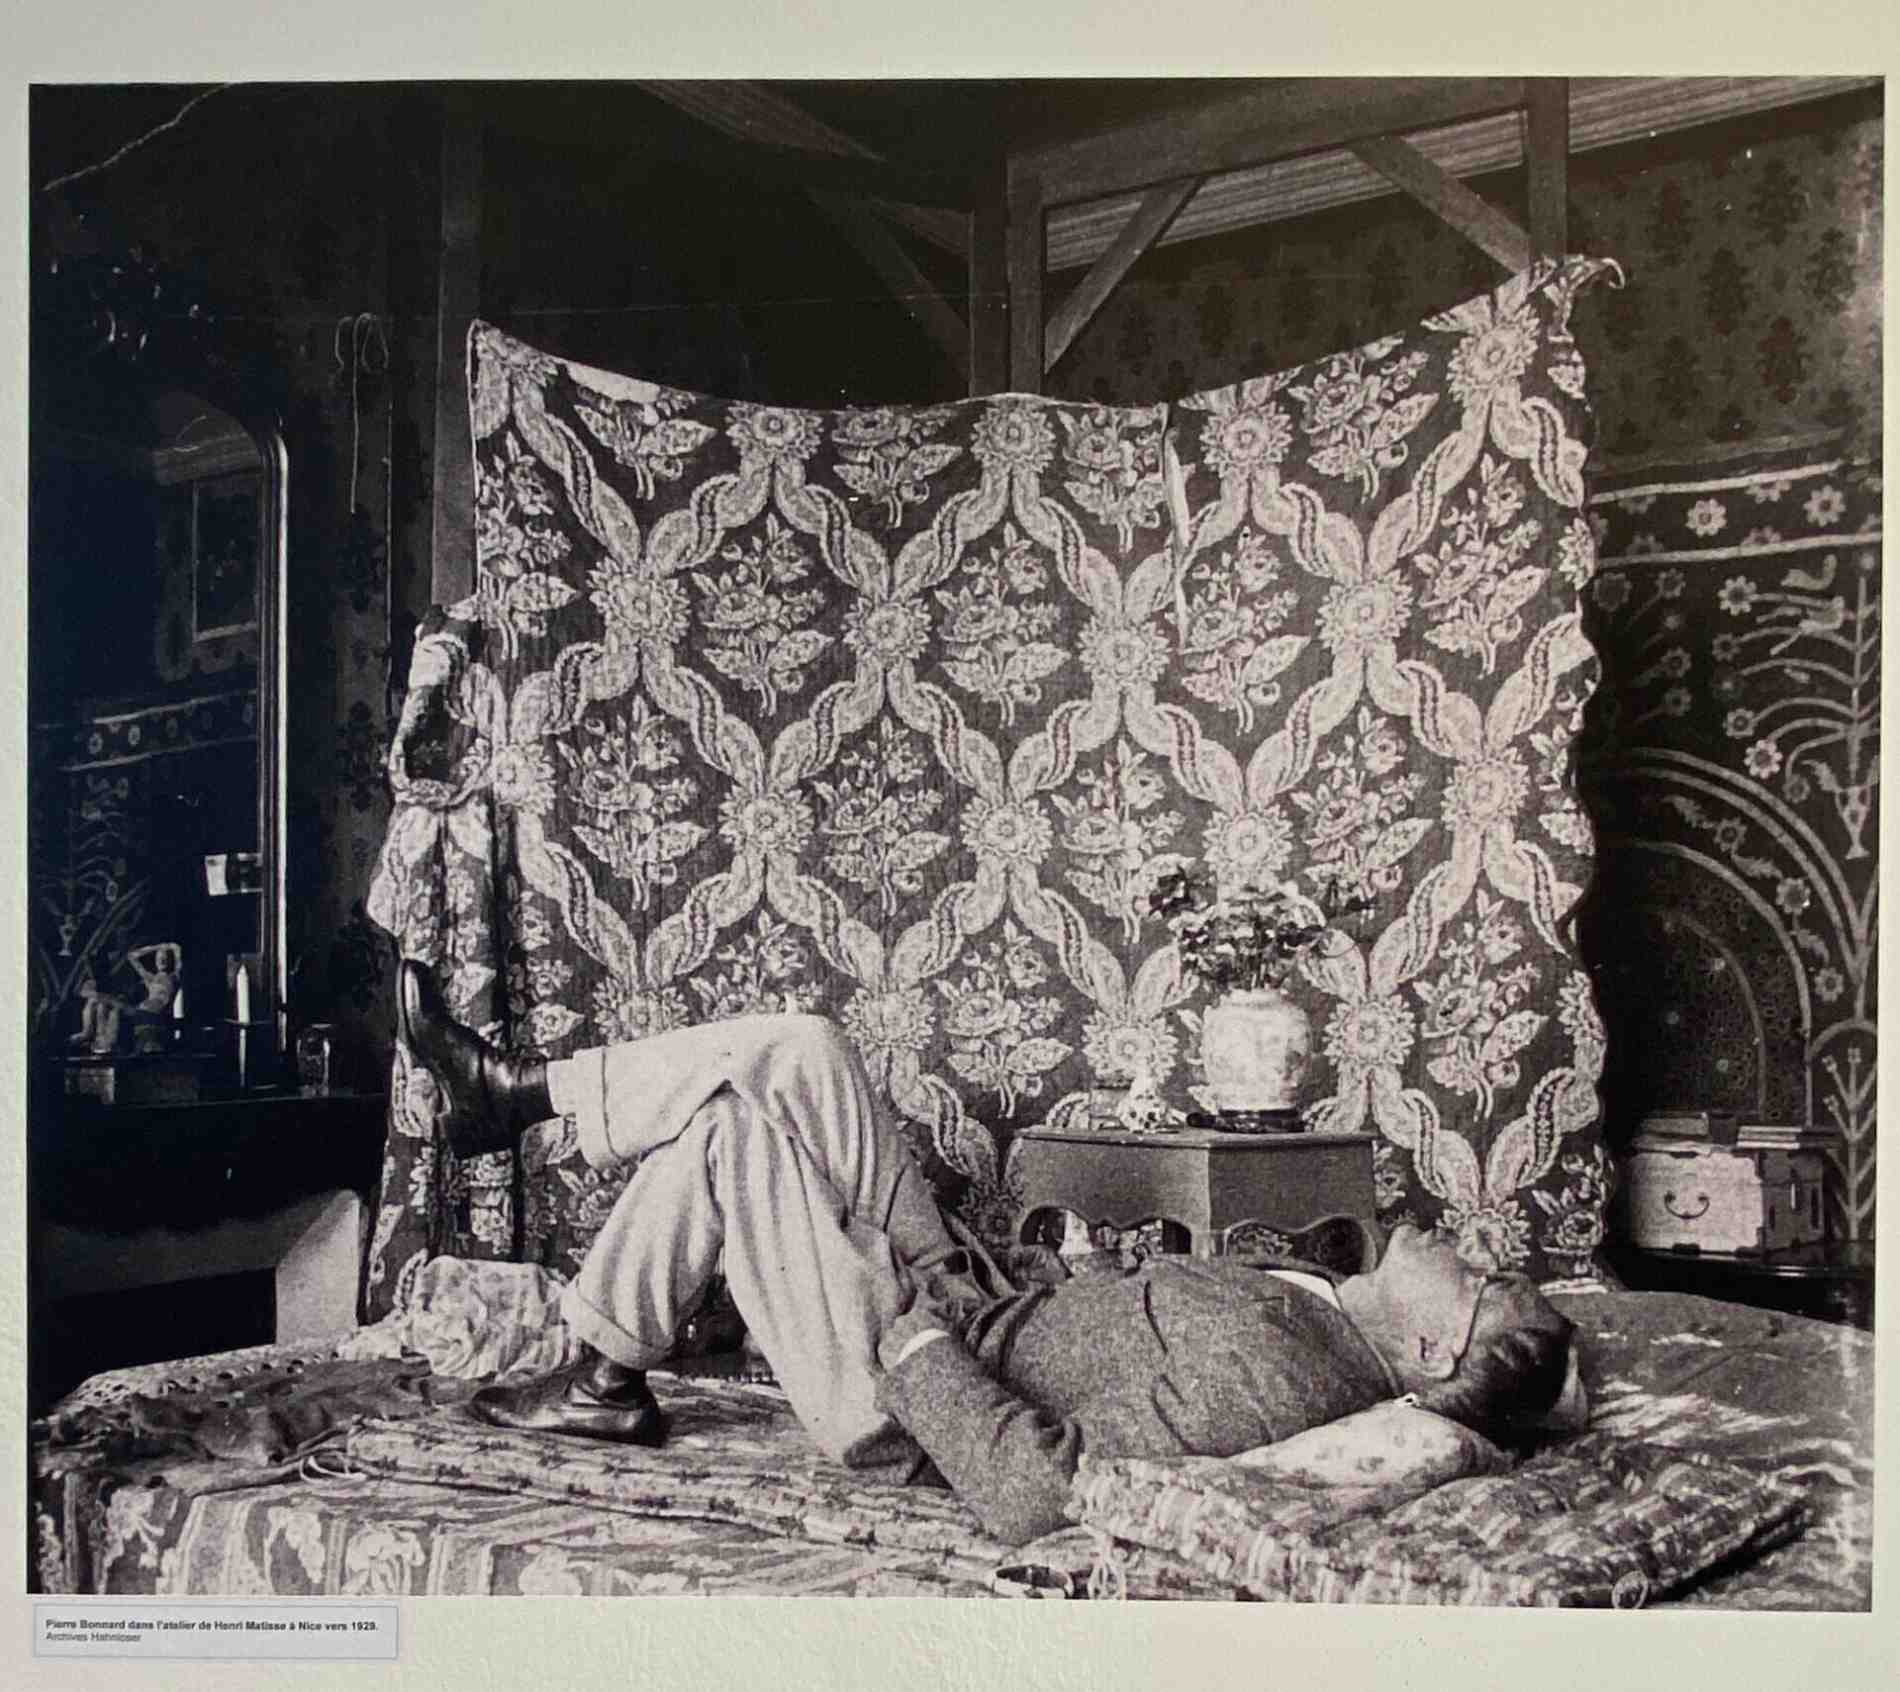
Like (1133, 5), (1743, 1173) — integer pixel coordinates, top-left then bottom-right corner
(874, 1309), (1163, 1545)
(875, 1270), (1388, 1543)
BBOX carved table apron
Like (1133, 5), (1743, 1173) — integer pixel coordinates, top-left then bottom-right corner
(1013, 1125), (1381, 1264)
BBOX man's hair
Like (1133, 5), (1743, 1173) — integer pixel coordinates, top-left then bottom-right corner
(1414, 1275), (1575, 1443)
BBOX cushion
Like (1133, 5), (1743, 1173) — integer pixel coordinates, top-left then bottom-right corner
(338, 1255), (582, 1382)
(1070, 1428), (1808, 1607)
(366, 256), (1622, 1311)
(1228, 1399), (1508, 1489)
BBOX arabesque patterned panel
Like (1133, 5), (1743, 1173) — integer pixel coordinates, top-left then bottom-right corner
(1579, 449), (1880, 1240)
(365, 258), (1621, 1313)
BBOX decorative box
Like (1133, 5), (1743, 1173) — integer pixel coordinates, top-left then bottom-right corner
(64, 1054), (208, 1107)
(1623, 1120), (1832, 1254)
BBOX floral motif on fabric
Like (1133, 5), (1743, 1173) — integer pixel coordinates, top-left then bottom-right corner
(830, 405), (963, 527)
(1415, 457), (1547, 675)
(694, 516), (831, 716)
(574, 385), (717, 500)
(934, 524), (1066, 727)
(1288, 341), (1438, 503)
(937, 922), (1070, 1118)
(561, 703), (705, 904)
(814, 720), (950, 917)
(1290, 707), (1428, 900)
(1414, 891), (1546, 1125)
(1178, 526), (1304, 732)
(1051, 739), (1185, 945)
(1059, 404), (1169, 553)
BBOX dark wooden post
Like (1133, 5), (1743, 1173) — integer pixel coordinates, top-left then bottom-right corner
(967, 191), (1010, 396)
(1527, 79), (1570, 261)
(1005, 165), (1045, 395)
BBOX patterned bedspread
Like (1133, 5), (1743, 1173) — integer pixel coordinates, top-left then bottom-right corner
(31, 1288), (1871, 1605)
(1550, 1288), (1872, 1609)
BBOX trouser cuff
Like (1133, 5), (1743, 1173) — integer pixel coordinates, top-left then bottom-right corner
(547, 1048), (615, 1171)
(559, 1280), (674, 1371)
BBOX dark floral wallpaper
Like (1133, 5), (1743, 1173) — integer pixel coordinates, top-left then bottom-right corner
(1053, 92), (1883, 466)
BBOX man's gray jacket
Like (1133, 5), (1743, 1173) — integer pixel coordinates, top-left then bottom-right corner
(874, 1255), (1400, 1543)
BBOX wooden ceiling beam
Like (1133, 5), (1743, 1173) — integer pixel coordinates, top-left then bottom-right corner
(665, 134), (972, 207)
(1349, 133), (1533, 274)
(967, 191), (1009, 395)
(636, 80), (975, 228)
(1020, 77), (1528, 208)
(865, 200), (968, 258)
(808, 189), (970, 386)
(1043, 177), (1197, 375)
(1044, 75), (1874, 272)
(641, 81), (979, 377)
(634, 80), (876, 159)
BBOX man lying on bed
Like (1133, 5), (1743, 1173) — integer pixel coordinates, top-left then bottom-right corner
(399, 961), (1586, 1545)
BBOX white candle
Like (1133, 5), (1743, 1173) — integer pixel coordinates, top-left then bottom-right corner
(236, 962), (252, 1024)
(173, 985), (186, 1021)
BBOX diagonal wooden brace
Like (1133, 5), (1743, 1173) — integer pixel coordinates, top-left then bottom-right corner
(1043, 177), (1199, 375)
(1350, 132), (1533, 274)
(808, 189), (971, 385)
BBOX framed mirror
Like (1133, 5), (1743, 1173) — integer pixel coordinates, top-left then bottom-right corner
(29, 249), (288, 1087)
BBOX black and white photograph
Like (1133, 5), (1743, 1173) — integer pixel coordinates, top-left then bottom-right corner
(9, 21), (1890, 1688)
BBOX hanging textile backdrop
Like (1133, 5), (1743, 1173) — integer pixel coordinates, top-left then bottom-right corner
(365, 256), (1621, 1314)
(1577, 444), (1881, 1242)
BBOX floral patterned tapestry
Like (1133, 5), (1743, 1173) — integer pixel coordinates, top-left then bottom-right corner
(364, 256), (1620, 1314)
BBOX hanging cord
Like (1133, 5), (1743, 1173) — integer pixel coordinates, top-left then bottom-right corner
(39, 85), (234, 195)
(332, 312), (390, 514)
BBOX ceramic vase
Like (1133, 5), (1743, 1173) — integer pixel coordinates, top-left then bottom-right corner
(1200, 987), (1312, 1113)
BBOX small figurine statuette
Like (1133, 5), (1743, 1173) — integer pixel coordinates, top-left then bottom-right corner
(124, 942), (186, 1056)
(1117, 1065), (1172, 1134)
(126, 942), (184, 1015)
(71, 966), (129, 1055)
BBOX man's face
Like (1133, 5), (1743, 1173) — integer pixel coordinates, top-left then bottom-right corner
(1361, 1223), (1494, 1387)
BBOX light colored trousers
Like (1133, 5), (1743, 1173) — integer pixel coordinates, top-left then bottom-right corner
(545, 1014), (965, 1464)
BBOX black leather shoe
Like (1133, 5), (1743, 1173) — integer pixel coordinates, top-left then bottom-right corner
(469, 1357), (670, 1447)
(397, 960), (554, 1157)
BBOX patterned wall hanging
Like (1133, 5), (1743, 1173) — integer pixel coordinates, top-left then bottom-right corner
(366, 257), (1624, 1315)
(1579, 448), (1880, 1241)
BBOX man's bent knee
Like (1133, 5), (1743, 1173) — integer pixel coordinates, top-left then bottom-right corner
(769, 1013), (857, 1077)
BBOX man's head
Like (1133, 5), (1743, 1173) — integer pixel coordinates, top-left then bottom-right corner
(1337, 1224), (1585, 1442)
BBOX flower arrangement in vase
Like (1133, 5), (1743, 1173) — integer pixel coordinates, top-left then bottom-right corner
(1144, 865), (1372, 1125)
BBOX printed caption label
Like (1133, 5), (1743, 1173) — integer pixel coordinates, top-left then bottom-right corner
(36, 1602), (399, 1660)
